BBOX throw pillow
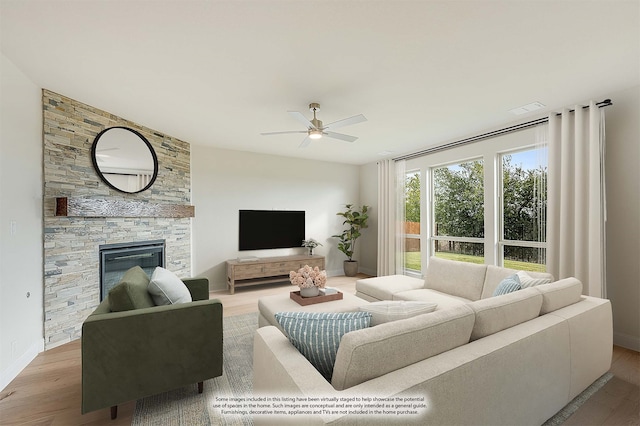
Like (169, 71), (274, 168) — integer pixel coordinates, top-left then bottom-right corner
(517, 271), (552, 288)
(274, 311), (372, 381)
(359, 301), (438, 326)
(493, 274), (522, 296)
(148, 267), (192, 305)
(108, 266), (155, 312)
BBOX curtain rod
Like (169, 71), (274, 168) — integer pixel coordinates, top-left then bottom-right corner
(393, 99), (613, 162)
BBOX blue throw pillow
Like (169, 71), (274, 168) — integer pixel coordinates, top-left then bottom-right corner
(493, 274), (522, 296)
(274, 311), (372, 381)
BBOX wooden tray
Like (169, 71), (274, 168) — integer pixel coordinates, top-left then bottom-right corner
(290, 290), (343, 306)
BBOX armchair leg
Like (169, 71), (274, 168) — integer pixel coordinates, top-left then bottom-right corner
(198, 381), (204, 393)
(110, 405), (118, 419)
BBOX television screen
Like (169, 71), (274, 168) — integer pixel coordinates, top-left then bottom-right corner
(239, 210), (305, 251)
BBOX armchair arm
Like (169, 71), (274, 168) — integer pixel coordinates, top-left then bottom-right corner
(182, 277), (210, 301)
(81, 299), (223, 414)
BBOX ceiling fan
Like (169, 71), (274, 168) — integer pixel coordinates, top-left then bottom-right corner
(260, 103), (367, 148)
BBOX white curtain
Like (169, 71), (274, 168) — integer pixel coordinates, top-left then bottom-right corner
(547, 101), (607, 297)
(377, 159), (407, 276)
(377, 159), (395, 276)
(394, 160), (407, 275)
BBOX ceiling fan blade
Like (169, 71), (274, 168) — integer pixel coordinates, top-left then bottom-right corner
(260, 130), (307, 136)
(324, 114), (367, 130)
(299, 136), (312, 148)
(288, 111), (317, 129)
(324, 131), (358, 143)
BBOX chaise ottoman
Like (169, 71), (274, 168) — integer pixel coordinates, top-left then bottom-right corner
(355, 274), (424, 301)
(258, 291), (369, 333)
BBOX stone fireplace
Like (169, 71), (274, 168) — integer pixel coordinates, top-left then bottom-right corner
(43, 90), (193, 349)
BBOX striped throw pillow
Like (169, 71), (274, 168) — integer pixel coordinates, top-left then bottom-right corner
(493, 274), (522, 296)
(517, 271), (552, 288)
(274, 311), (371, 381)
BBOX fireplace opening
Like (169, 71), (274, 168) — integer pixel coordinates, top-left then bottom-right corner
(99, 240), (165, 301)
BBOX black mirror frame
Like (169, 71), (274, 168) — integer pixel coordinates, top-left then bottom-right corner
(91, 126), (159, 194)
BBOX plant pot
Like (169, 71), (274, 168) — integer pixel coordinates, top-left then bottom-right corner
(343, 260), (358, 277)
(300, 286), (320, 297)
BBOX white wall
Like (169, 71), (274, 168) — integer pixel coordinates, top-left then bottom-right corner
(0, 54), (44, 390)
(605, 85), (640, 351)
(191, 145), (366, 290)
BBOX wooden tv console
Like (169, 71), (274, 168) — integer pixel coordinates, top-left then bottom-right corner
(226, 254), (325, 294)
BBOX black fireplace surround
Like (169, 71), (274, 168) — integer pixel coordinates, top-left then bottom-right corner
(99, 240), (165, 301)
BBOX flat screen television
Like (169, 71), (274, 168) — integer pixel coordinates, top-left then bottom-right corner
(239, 210), (305, 251)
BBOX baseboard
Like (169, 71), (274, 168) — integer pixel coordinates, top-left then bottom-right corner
(613, 331), (640, 352)
(326, 268), (344, 278)
(359, 266), (376, 277)
(0, 338), (44, 391)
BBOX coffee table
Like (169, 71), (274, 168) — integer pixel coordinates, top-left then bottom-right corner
(258, 291), (370, 333)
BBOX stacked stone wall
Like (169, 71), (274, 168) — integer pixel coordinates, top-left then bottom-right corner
(43, 90), (191, 349)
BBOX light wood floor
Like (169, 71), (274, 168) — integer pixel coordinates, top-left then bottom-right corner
(1, 275), (638, 425)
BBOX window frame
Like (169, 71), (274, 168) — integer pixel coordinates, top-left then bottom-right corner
(497, 146), (547, 270)
(403, 169), (422, 276)
(402, 125), (547, 275)
(430, 158), (485, 263)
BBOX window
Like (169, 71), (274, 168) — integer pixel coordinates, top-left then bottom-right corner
(401, 123), (548, 275)
(431, 159), (485, 264)
(404, 171), (421, 272)
(500, 147), (547, 271)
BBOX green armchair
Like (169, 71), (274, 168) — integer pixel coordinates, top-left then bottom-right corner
(81, 274), (223, 419)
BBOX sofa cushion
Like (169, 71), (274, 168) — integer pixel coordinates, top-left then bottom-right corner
(148, 267), (192, 305)
(425, 257), (487, 301)
(517, 270), (553, 288)
(332, 304), (475, 391)
(274, 311), (371, 381)
(535, 277), (583, 314)
(108, 266), (155, 312)
(392, 288), (470, 310)
(492, 274), (522, 296)
(481, 265), (554, 299)
(359, 301), (437, 326)
(468, 287), (543, 341)
(355, 275), (424, 301)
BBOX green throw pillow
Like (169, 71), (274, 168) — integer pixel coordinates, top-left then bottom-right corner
(108, 266), (155, 312)
(274, 311), (371, 381)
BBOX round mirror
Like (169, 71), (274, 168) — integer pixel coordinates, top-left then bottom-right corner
(91, 127), (158, 193)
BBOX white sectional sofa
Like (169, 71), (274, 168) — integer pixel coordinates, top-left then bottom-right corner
(253, 257), (613, 425)
(355, 257), (557, 307)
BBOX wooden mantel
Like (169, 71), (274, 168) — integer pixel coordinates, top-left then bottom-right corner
(55, 197), (195, 218)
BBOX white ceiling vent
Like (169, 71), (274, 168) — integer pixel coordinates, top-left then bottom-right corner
(509, 101), (546, 115)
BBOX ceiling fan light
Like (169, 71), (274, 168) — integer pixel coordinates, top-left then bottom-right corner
(309, 130), (322, 139)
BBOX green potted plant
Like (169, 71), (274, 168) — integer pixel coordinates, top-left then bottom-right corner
(332, 204), (370, 276)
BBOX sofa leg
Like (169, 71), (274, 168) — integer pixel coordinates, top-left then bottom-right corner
(198, 381), (204, 393)
(110, 405), (117, 420)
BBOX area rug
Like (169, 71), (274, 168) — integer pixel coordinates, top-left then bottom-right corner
(542, 371), (614, 425)
(132, 311), (613, 425)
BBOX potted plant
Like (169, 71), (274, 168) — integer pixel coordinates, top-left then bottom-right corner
(302, 238), (322, 255)
(332, 204), (370, 276)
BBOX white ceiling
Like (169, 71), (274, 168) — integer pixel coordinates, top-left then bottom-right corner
(1, 0), (638, 165)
